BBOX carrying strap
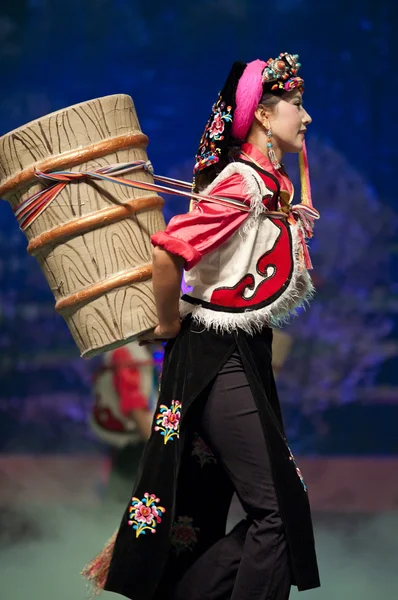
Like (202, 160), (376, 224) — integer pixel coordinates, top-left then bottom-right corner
(14, 160), (292, 230)
(14, 160), (252, 230)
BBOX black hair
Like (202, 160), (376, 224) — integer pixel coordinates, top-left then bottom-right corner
(193, 88), (282, 193)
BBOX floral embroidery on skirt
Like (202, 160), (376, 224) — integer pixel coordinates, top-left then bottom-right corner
(127, 493), (166, 537)
(154, 400), (181, 444)
(191, 433), (217, 467)
(171, 516), (200, 554)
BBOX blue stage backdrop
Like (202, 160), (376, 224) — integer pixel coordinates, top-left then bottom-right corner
(0, 0), (397, 454)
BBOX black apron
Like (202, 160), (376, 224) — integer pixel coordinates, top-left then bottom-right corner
(104, 318), (320, 599)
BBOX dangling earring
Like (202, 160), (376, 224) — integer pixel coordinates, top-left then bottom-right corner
(265, 120), (281, 170)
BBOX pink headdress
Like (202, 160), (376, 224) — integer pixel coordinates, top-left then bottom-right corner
(231, 59), (267, 141)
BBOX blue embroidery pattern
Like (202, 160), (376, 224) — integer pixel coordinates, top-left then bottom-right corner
(194, 97), (233, 173)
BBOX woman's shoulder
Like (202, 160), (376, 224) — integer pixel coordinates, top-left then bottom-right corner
(204, 161), (277, 207)
(236, 158), (280, 196)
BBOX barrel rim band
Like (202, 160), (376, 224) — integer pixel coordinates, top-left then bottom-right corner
(27, 194), (164, 254)
(0, 132), (148, 197)
(55, 264), (153, 313)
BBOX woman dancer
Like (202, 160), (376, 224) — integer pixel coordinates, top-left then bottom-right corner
(84, 52), (320, 600)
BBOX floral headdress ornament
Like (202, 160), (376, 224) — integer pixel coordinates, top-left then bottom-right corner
(262, 52), (304, 92)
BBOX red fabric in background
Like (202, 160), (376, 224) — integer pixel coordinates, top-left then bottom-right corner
(111, 347), (148, 415)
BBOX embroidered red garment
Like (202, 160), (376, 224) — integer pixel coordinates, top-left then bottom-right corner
(210, 219), (293, 308)
(151, 143), (288, 272)
(150, 142), (313, 330)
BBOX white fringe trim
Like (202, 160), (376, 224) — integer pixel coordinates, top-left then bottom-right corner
(180, 224), (314, 335)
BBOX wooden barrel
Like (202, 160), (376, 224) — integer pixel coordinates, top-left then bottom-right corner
(0, 94), (165, 358)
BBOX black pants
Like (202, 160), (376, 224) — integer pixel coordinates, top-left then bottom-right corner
(174, 351), (292, 600)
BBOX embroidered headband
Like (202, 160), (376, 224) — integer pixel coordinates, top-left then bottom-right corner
(194, 52), (304, 174)
(194, 61), (246, 175)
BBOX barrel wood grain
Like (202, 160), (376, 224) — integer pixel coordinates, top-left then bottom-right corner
(0, 95), (166, 357)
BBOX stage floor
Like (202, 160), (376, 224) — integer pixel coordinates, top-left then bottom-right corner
(0, 455), (397, 600)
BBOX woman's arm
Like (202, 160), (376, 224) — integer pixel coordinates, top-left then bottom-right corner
(151, 246), (184, 338)
(147, 171), (253, 342)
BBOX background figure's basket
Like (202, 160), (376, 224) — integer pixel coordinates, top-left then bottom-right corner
(0, 94), (165, 358)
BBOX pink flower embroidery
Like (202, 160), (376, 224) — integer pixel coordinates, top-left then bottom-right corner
(171, 516), (200, 554)
(128, 493), (166, 537)
(209, 113), (225, 139)
(133, 501), (162, 524)
(195, 95), (232, 173)
(192, 433), (216, 467)
(161, 408), (180, 431)
(154, 400), (181, 444)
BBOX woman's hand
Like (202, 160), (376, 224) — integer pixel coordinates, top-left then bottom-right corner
(138, 321), (181, 345)
(138, 246), (184, 345)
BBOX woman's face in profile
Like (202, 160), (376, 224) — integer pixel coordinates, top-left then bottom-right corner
(270, 90), (312, 155)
